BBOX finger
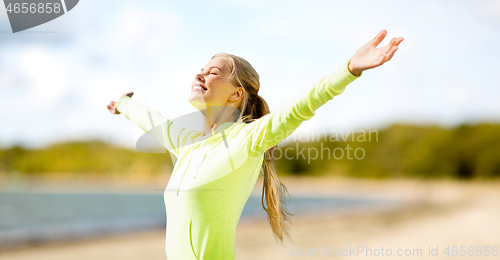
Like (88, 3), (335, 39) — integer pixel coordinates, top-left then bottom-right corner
(380, 40), (393, 53)
(388, 38), (403, 55)
(371, 29), (387, 47)
(381, 37), (399, 53)
(396, 37), (404, 46)
(383, 45), (398, 63)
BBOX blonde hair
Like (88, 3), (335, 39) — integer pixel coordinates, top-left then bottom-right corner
(211, 53), (293, 243)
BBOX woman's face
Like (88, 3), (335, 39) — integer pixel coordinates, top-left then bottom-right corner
(188, 56), (243, 110)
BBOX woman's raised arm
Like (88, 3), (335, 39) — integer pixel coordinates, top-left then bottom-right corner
(107, 92), (195, 158)
(243, 59), (361, 154)
(244, 30), (404, 154)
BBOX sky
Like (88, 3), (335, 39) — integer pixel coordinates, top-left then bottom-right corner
(0, 0), (499, 150)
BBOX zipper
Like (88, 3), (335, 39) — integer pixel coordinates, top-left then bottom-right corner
(191, 139), (207, 179)
(177, 139), (208, 195)
(176, 146), (194, 195)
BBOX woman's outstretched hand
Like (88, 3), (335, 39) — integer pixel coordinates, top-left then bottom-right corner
(348, 30), (404, 76)
(107, 91), (134, 114)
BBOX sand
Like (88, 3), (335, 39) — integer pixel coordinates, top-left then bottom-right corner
(1, 176), (499, 260)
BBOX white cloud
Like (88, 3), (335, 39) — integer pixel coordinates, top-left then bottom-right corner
(19, 47), (69, 109)
(86, 71), (134, 110)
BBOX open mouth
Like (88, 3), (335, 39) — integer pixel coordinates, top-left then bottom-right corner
(192, 85), (207, 94)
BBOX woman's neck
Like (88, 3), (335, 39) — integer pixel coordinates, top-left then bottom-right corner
(199, 105), (239, 138)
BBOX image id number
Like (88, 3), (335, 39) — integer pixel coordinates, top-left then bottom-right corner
(444, 246), (498, 257)
(6, 3), (62, 14)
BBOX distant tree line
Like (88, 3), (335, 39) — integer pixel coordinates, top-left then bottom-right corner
(275, 123), (500, 179)
(0, 140), (174, 180)
(1, 123), (499, 180)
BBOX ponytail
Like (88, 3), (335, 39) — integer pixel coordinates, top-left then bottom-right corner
(245, 94), (293, 243)
(261, 143), (293, 243)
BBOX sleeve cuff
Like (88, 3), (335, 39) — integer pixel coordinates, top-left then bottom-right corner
(115, 95), (131, 113)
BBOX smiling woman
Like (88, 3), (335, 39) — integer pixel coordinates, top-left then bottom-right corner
(187, 56), (240, 113)
(106, 29), (403, 260)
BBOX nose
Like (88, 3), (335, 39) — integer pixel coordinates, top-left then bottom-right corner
(195, 73), (204, 83)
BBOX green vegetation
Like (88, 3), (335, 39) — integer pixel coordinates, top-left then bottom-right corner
(1, 123), (499, 181)
(0, 140), (174, 181)
(275, 122), (500, 179)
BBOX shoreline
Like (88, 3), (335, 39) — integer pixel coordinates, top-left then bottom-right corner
(3, 174), (499, 195)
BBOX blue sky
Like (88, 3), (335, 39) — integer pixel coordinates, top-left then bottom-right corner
(1, 0), (499, 150)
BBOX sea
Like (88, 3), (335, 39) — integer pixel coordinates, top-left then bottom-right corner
(0, 189), (404, 250)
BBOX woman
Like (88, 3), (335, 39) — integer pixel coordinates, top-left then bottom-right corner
(107, 29), (404, 259)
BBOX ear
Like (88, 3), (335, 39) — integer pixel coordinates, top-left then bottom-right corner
(228, 87), (245, 102)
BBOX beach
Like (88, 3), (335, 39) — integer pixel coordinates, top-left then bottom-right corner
(1, 176), (499, 259)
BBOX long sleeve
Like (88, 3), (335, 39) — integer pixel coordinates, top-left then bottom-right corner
(115, 96), (194, 158)
(244, 59), (362, 153)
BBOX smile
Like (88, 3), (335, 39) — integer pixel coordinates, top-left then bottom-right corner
(192, 84), (207, 94)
